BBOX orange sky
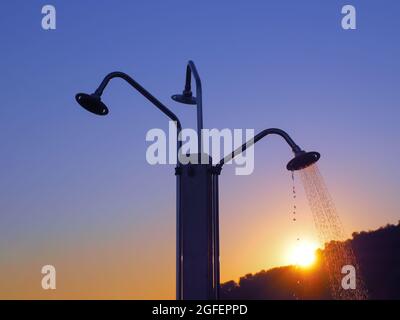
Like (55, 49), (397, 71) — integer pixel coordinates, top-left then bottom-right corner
(1, 163), (395, 299)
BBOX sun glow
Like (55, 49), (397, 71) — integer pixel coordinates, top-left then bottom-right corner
(288, 241), (319, 267)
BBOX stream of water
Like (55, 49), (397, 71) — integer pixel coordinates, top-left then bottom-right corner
(298, 164), (368, 300)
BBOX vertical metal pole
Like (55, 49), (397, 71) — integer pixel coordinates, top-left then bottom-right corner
(179, 159), (214, 299)
(176, 126), (183, 300)
(176, 172), (182, 299)
(176, 61), (206, 298)
(213, 173), (220, 299)
(186, 61), (203, 162)
(196, 82), (203, 158)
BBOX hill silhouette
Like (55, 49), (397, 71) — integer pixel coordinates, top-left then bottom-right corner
(220, 222), (400, 299)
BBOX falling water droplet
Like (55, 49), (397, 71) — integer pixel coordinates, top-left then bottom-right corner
(291, 171), (297, 223)
(291, 171), (302, 300)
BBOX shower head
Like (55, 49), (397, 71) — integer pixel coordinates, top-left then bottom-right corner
(287, 151), (320, 171)
(75, 93), (109, 116)
(171, 93), (197, 105)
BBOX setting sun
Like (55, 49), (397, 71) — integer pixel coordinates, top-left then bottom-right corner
(288, 241), (319, 267)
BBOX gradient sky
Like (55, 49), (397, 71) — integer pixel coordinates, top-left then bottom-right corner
(1, 1), (399, 299)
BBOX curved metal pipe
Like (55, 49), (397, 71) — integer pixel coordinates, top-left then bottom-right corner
(93, 71), (183, 153)
(184, 61), (203, 158)
(216, 128), (302, 170)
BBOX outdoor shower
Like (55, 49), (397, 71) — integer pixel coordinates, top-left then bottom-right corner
(75, 61), (320, 300)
